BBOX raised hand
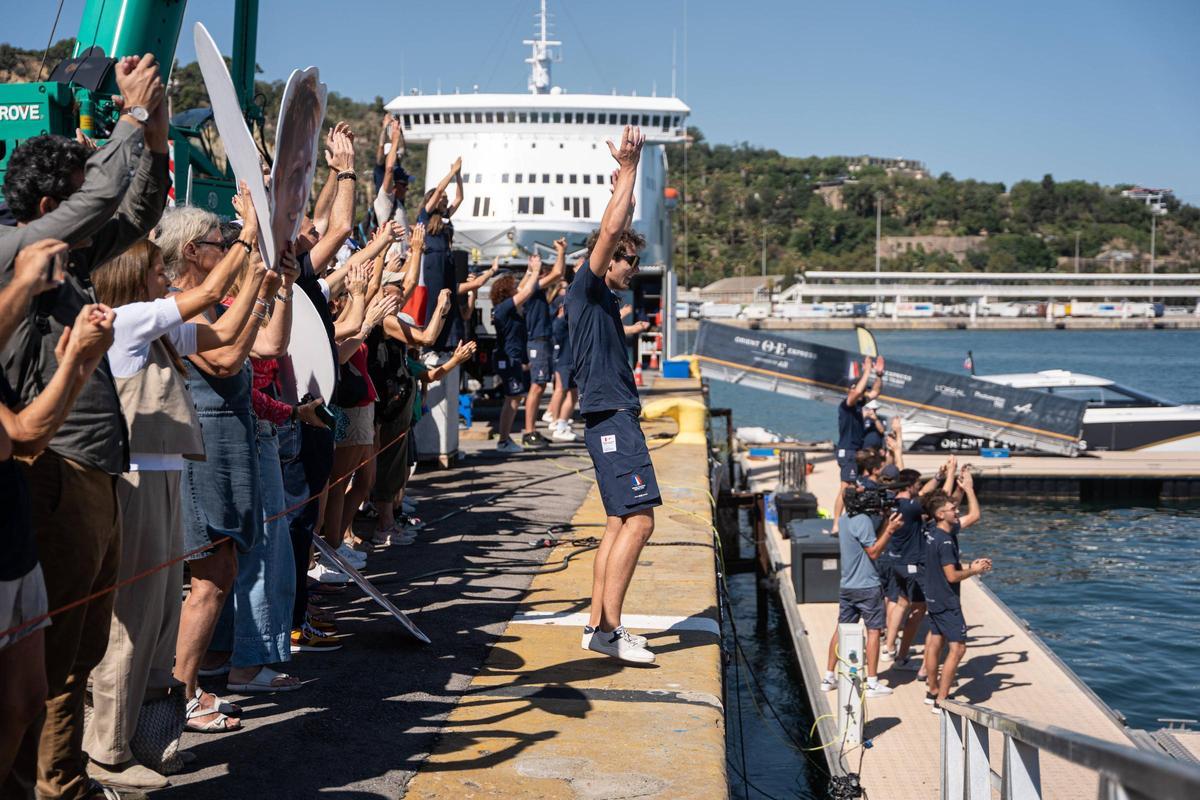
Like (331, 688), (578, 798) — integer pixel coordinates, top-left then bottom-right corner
(346, 263), (369, 296)
(363, 293), (399, 330)
(408, 222), (426, 252)
(67, 303), (116, 364)
(957, 470), (974, 492)
(13, 239), (68, 294)
(263, 268), (284, 297)
(325, 126), (355, 172)
(435, 287), (452, 316)
(554, 237), (567, 253)
(114, 53), (163, 112)
(619, 304), (633, 319)
(883, 511), (904, 535)
(231, 181), (259, 246)
(875, 356), (886, 374)
(605, 125), (645, 170)
(278, 242), (299, 287)
(451, 156), (463, 175)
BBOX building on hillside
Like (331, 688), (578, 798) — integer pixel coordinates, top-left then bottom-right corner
(881, 234), (986, 263)
(685, 275), (786, 304)
(1121, 187), (1173, 215)
(847, 156), (930, 180)
(813, 178), (855, 210)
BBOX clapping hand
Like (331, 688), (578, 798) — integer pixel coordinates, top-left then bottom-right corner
(451, 156), (463, 174)
(346, 263), (369, 296)
(278, 242), (299, 287)
(231, 181), (259, 247)
(970, 558), (993, 575)
(363, 293), (400, 331)
(451, 340), (477, 367)
(57, 303), (116, 371)
(956, 469), (975, 492)
(325, 123), (355, 172)
(113, 53), (163, 114)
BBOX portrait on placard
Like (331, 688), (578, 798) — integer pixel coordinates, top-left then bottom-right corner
(271, 67), (328, 250)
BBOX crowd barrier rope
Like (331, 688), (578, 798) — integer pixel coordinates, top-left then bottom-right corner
(0, 428), (411, 643)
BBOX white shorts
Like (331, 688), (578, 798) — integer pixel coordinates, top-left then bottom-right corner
(338, 403), (376, 447)
(0, 564), (50, 650)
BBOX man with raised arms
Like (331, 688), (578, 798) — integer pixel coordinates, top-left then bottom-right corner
(568, 126), (660, 664)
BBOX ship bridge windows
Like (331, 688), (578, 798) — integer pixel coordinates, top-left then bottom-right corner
(515, 174), (523, 184)
(553, 112), (562, 123)
(556, 174), (564, 184)
(583, 174), (591, 184)
(586, 112), (595, 124)
(453, 112), (462, 124)
(472, 197), (492, 217)
(619, 113), (629, 125)
(528, 173), (537, 183)
(432, 113), (441, 124)
(519, 112), (528, 123)
(596, 174), (605, 185)
(502, 174), (509, 184)
(485, 112), (494, 123)
(569, 174), (577, 184)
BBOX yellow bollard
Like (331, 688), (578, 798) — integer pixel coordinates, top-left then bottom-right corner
(641, 397), (708, 446)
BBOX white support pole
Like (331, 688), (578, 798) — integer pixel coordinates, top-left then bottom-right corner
(892, 295), (900, 321)
(836, 623), (864, 747)
(966, 720), (991, 800)
(941, 709), (966, 800)
(1002, 734), (1042, 800)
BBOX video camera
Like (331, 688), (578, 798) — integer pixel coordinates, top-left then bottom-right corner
(843, 485), (900, 518)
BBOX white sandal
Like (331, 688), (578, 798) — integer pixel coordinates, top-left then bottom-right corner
(227, 666), (303, 693)
(185, 689), (242, 733)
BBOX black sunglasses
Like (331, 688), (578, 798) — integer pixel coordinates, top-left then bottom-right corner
(616, 253), (640, 270)
(194, 240), (231, 252)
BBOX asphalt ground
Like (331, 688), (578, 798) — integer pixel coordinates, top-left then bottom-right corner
(146, 436), (593, 800)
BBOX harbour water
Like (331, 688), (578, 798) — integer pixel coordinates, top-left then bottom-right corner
(709, 328), (1200, 798)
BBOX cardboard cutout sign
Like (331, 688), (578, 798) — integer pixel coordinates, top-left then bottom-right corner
(192, 22), (276, 267)
(286, 286), (337, 402)
(270, 68), (327, 249)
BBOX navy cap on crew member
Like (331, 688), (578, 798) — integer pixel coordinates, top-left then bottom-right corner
(880, 464), (900, 481)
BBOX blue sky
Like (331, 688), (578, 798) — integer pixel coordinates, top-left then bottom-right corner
(8, 0), (1200, 202)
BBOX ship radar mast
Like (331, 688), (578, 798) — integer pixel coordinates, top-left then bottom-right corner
(523, 0), (562, 94)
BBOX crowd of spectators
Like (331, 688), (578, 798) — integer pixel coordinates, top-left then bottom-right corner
(0, 52), (661, 798)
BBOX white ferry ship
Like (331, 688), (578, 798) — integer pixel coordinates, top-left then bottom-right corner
(383, 1), (689, 272)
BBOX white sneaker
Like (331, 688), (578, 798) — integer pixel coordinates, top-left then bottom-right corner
(496, 439), (523, 454)
(307, 562), (349, 584)
(551, 425), (577, 442)
(865, 682), (894, 698)
(587, 626), (655, 664)
(582, 625), (646, 649)
(541, 410), (555, 424)
(819, 676), (837, 692)
(335, 544), (367, 568)
(880, 646), (894, 662)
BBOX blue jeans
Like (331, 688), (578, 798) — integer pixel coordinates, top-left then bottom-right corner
(279, 419), (334, 628)
(212, 423), (295, 666)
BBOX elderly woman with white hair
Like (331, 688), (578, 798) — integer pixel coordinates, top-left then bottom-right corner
(156, 204), (296, 732)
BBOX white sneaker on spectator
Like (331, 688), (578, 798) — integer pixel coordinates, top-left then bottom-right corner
(307, 562), (349, 584)
(865, 682), (894, 698)
(551, 424), (577, 442)
(880, 646), (893, 661)
(587, 626), (655, 664)
(496, 438), (523, 454)
(541, 410), (555, 424)
(335, 544), (367, 568)
(819, 675), (837, 692)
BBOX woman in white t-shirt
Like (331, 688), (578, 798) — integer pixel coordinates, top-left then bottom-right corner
(82, 195), (267, 779)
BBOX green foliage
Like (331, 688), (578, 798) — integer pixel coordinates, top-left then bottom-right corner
(668, 133), (1200, 285)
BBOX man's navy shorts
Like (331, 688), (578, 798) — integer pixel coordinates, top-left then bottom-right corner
(836, 448), (858, 483)
(837, 586), (885, 630)
(583, 408), (662, 518)
(551, 346), (575, 388)
(497, 359), (530, 398)
(527, 339), (552, 386)
(887, 563), (926, 603)
(927, 606), (967, 643)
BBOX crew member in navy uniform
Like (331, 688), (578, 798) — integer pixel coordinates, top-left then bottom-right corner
(832, 355), (883, 532)
(519, 238), (566, 449)
(490, 261), (540, 454)
(920, 468), (988, 714)
(861, 400), (885, 452)
(568, 126), (661, 665)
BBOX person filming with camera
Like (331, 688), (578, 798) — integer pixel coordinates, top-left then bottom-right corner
(820, 488), (903, 698)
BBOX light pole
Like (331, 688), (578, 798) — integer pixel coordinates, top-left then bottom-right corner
(1150, 211), (1157, 274)
(874, 191), (883, 305)
(761, 221), (767, 277)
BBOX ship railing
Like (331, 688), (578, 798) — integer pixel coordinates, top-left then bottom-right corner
(939, 699), (1200, 800)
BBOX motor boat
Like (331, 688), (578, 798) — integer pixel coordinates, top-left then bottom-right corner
(903, 370), (1200, 452)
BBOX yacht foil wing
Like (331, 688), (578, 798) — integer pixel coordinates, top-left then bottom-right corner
(694, 322), (1086, 455)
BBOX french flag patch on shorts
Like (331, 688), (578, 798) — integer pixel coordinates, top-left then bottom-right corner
(631, 473), (646, 491)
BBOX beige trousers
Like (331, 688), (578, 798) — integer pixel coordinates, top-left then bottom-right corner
(82, 470), (183, 766)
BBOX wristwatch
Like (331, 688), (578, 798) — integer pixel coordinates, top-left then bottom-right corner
(127, 106), (150, 123)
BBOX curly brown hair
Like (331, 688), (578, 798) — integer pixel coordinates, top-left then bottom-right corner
(489, 274), (518, 307)
(584, 228), (647, 263)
